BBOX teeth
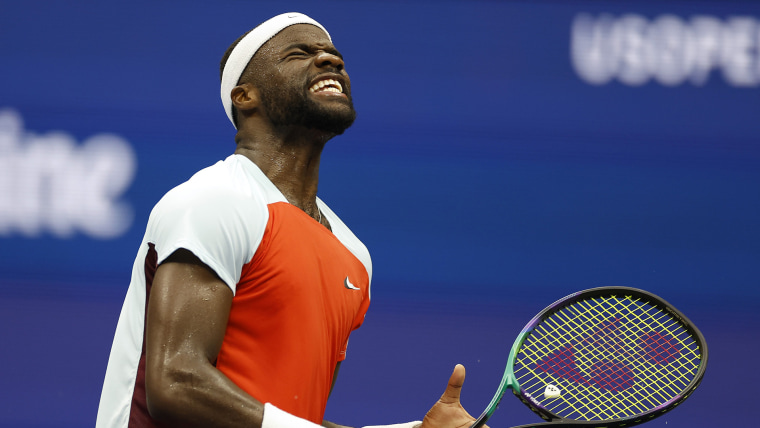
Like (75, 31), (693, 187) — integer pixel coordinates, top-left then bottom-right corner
(309, 78), (343, 94)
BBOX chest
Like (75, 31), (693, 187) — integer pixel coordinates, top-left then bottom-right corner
(236, 202), (369, 328)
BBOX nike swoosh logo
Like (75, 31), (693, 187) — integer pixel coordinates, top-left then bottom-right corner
(344, 277), (360, 290)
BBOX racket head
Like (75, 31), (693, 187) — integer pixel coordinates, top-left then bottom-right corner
(506, 286), (708, 427)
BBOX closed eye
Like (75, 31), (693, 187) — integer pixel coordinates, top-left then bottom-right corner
(285, 50), (309, 58)
(282, 43), (343, 60)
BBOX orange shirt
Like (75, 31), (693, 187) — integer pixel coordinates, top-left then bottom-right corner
(216, 201), (370, 423)
(97, 155), (372, 428)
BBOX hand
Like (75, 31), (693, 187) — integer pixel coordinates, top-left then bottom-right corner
(420, 364), (485, 428)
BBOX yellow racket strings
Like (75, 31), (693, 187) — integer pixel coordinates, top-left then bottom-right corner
(513, 294), (702, 421)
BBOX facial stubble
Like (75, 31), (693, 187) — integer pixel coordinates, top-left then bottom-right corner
(258, 77), (356, 136)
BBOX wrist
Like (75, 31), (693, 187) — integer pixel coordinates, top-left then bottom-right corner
(261, 403), (421, 428)
(362, 422), (422, 428)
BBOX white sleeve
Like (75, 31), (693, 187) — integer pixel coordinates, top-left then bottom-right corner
(146, 181), (267, 294)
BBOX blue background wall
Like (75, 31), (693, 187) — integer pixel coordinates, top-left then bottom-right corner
(1, 1), (757, 426)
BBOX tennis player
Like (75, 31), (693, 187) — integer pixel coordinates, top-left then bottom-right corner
(96, 11), (482, 428)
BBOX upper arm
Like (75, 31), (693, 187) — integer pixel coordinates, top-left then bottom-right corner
(148, 179), (267, 293)
(145, 249), (233, 404)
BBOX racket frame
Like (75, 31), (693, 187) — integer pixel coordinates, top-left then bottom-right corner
(470, 286), (708, 428)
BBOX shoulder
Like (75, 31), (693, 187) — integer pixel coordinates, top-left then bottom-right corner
(144, 156), (280, 288)
(150, 155), (279, 225)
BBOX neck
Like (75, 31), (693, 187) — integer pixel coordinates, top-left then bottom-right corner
(234, 124), (333, 217)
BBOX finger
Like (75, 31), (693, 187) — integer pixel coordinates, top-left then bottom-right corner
(440, 364), (466, 403)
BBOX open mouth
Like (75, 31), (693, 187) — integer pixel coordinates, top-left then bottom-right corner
(309, 78), (343, 94)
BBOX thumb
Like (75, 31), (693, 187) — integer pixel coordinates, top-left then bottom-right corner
(440, 364), (466, 404)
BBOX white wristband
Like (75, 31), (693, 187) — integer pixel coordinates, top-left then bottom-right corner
(262, 403), (322, 428)
(362, 422), (422, 428)
(262, 402), (421, 428)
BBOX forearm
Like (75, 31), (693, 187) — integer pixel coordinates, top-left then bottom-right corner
(146, 358), (264, 427)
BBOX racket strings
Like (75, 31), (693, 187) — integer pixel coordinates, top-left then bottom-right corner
(563, 299), (696, 415)
(513, 294), (703, 421)
(520, 303), (651, 419)
(520, 320), (647, 418)
(534, 299), (698, 419)
(524, 297), (700, 419)
(567, 298), (698, 398)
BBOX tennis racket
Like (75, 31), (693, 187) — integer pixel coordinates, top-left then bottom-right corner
(470, 286), (708, 428)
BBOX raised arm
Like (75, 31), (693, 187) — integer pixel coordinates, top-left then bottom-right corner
(144, 248), (265, 427)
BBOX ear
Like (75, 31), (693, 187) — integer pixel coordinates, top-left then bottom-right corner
(230, 83), (261, 113)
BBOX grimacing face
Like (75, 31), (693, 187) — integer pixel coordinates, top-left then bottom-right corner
(247, 24), (356, 135)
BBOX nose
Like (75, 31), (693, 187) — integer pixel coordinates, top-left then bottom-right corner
(314, 51), (344, 71)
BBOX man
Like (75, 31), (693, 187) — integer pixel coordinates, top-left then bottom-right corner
(97, 12), (481, 428)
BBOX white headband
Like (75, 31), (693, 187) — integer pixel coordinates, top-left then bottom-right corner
(220, 12), (331, 128)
